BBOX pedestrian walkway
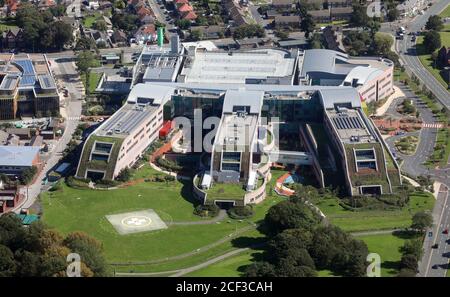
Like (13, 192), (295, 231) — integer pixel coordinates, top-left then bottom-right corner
(422, 123), (444, 128)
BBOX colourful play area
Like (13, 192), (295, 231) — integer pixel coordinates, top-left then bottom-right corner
(274, 170), (304, 197)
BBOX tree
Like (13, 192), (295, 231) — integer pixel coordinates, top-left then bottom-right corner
(397, 268), (417, 277)
(425, 15), (444, 31)
(75, 36), (97, 51)
(244, 262), (276, 277)
(76, 50), (97, 75)
(300, 14), (315, 38)
(351, 3), (369, 27)
(264, 200), (322, 235)
(400, 238), (423, 260)
(21, 166), (37, 185)
(233, 24), (265, 39)
(190, 29), (203, 41)
(423, 30), (441, 53)
(411, 211), (433, 232)
(386, 8), (399, 22)
(94, 20), (108, 32)
(373, 33), (393, 56)
(400, 254), (418, 272)
(275, 30), (289, 40)
(63, 232), (108, 276)
(0, 245), (16, 277)
(116, 167), (132, 182)
(175, 19), (191, 30)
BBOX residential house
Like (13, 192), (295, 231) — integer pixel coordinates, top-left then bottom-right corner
(274, 15), (301, 28)
(99, 1), (113, 9)
(309, 9), (331, 23)
(89, 29), (110, 47)
(134, 24), (157, 45)
(181, 10), (198, 21)
(396, 0), (426, 18)
(111, 30), (128, 46)
(223, 0), (250, 27)
(0, 188), (20, 213)
(38, 0), (56, 11)
(271, 0), (296, 9)
(5, 128), (31, 140)
(1, 28), (24, 50)
(102, 16), (113, 31)
(330, 6), (352, 21)
(192, 26), (225, 39)
(137, 6), (155, 24)
(5, 0), (18, 17)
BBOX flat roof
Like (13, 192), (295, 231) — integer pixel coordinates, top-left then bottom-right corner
(215, 89), (263, 148)
(95, 84), (174, 138)
(38, 74), (56, 89)
(180, 48), (296, 84)
(0, 146), (39, 167)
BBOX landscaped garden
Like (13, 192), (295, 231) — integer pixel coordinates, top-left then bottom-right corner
(314, 191), (435, 232)
(356, 232), (421, 277)
(41, 165), (284, 273)
(395, 135), (419, 155)
(416, 4), (450, 89)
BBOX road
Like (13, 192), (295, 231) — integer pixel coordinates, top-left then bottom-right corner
(384, 83), (439, 178)
(420, 185), (450, 277)
(13, 59), (83, 211)
(382, 80), (450, 276)
(396, 0), (450, 109)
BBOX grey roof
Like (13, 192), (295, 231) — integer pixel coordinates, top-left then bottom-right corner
(318, 88), (361, 109)
(0, 146), (39, 167)
(300, 49), (350, 77)
(223, 89), (264, 114)
(38, 74), (56, 89)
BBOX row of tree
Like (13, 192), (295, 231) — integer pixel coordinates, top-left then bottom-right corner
(15, 3), (73, 52)
(0, 213), (108, 277)
(244, 196), (369, 277)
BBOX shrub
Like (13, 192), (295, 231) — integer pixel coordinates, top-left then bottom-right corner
(95, 179), (119, 188)
(49, 182), (63, 192)
(193, 204), (220, 218)
(156, 156), (182, 172)
(66, 176), (90, 189)
(228, 205), (254, 219)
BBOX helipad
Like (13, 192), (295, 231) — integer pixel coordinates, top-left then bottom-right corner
(106, 209), (168, 235)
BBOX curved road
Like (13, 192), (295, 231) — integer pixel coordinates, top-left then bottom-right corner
(397, 0), (450, 108)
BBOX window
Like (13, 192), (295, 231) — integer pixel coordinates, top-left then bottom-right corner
(91, 153), (109, 161)
(94, 142), (113, 153)
(221, 163), (240, 171)
(222, 152), (241, 162)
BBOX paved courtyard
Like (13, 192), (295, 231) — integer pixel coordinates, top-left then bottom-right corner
(106, 209), (168, 235)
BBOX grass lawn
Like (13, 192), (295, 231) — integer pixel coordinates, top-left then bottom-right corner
(394, 68), (450, 166)
(0, 21), (18, 32)
(315, 191), (435, 232)
(416, 34), (450, 89)
(80, 72), (103, 94)
(205, 182), (247, 200)
(42, 166), (283, 267)
(83, 13), (101, 28)
(356, 233), (421, 277)
(440, 4), (450, 18)
(185, 250), (263, 277)
(415, 3), (450, 90)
